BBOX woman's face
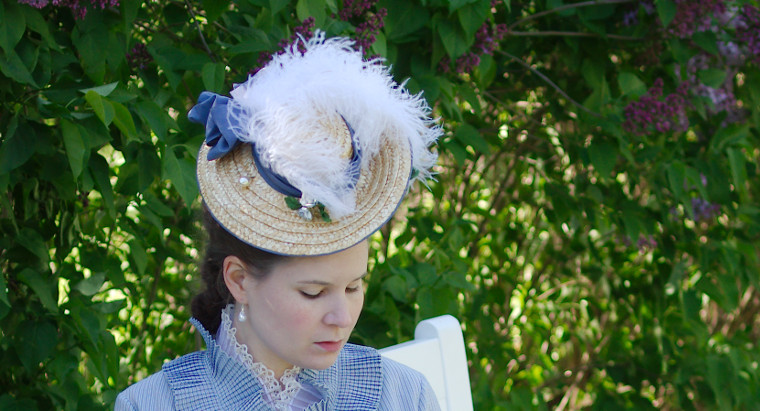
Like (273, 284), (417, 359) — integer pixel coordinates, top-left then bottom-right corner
(234, 241), (368, 377)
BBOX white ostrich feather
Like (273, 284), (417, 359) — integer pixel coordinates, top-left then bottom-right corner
(227, 31), (440, 219)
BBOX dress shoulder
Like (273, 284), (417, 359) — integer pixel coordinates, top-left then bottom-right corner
(337, 343), (440, 410)
(378, 356), (441, 410)
(114, 371), (174, 411)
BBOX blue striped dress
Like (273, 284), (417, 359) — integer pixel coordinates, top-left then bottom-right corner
(115, 318), (440, 410)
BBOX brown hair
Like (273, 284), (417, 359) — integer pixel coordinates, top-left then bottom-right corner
(191, 206), (288, 334)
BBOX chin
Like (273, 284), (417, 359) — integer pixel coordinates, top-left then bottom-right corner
(301, 354), (340, 371)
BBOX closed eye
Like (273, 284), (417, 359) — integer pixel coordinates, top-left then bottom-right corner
(300, 290), (323, 299)
(347, 282), (364, 294)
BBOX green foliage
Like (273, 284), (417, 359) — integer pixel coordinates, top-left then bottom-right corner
(1, 0), (759, 409)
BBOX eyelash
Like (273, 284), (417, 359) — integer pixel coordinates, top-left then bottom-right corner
(300, 285), (362, 299)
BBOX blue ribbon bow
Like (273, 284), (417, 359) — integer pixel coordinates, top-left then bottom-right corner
(188, 91), (241, 161)
(188, 91), (362, 199)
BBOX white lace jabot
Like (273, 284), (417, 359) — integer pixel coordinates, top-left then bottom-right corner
(216, 305), (321, 410)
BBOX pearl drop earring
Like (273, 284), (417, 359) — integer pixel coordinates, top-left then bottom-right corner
(238, 305), (247, 322)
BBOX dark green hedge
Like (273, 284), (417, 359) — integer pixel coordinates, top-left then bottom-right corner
(1, 0), (759, 409)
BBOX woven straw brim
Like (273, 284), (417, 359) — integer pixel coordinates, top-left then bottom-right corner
(196, 139), (411, 256)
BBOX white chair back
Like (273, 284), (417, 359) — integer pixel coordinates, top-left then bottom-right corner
(379, 315), (473, 411)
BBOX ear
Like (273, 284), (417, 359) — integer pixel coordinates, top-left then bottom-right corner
(223, 256), (250, 304)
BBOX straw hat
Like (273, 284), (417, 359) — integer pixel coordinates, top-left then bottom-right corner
(191, 32), (440, 256)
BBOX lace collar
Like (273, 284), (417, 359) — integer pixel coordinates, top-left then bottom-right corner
(217, 304), (303, 410)
(162, 316), (383, 410)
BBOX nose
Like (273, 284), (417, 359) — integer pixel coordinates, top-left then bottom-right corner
(323, 295), (353, 328)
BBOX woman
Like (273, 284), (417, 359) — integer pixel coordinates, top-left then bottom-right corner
(116, 32), (441, 410)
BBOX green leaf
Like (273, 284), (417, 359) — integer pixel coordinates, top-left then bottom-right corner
(581, 58), (605, 91)
(88, 154), (115, 216)
(296, 0), (326, 27)
(202, 62), (226, 93)
(667, 38), (693, 65)
(61, 119), (87, 179)
(161, 146), (199, 206)
(285, 196), (301, 210)
(22, 6), (58, 51)
(142, 191), (174, 217)
(656, 0), (677, 27)
(412, 262), (438, 286)
(476, 53), (496, 88)
(665, 161), (686, 202)
(682, 290), (701, 322)
(459, 85), (482, 115)
(371, 30), (387, 57)
(621, 203), (642, 242)
(698, 68), (727, 88)
(73, 304), (102, 347)
(269, 0), (290, 15)
(137, 147), (161, 190)
(583, 79), (610, 112)
(578, 2), (615, 20)
(692, 31), (719, 55)
(457, 1), (489, 38)
(382, 0), (430, 42)
(454, 123), (489, 154)
(72, 21), (108, 82)
(443, 140), (467, 166)
(17, 228), (49, 265)
(0, 48), (38, 86)
(79, 81), (119, 97)
(707, 355), (733, 409)
(727, 148), (748, 201)
(436, 16), (469, 58)
(0, 117), (35, 174)
(135, 100), (172, 141)
(382, 275), (408, 301)
(226, 33), (272, 54)
(588, 140), (616, 179)
(74, 272), (106, 296)
(200, 0), (230, 22)
(448, 0), (474, 13)
(547, 0), (575, 16)
(85, 90), (115, 127)
(617, 72), (646, 97)
(746, 69), (760, 107)
(18, 268), (58, 312)
(709, 124), (749, 153)
(103, 329), (120, 382)
(111, 100), (138, 140)
(128, 240), (148, 275)
(16, 320), (57, 371)
(0, 1), (25, 54)
(0, 274), (9, 307)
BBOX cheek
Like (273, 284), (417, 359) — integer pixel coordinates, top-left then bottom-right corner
(350, 294), (365, 321)
(256, 290), (313, 330)
(278, 299), (319, 330)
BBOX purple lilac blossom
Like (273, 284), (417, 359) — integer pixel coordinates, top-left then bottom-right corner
(18, 0), (48, 7)
(623, 78), (689, 136)
(691, 198), (720, 222)
(441, 23), (508, 74)
(666, 0), (726, 38)
(126, 43), (152, 70)
(252, 18), (315, 75)
(19, 0), (119, 19)
(339, 0), (386, 54)
(637, 235), (657, 252)
(737, 4), (760, 65)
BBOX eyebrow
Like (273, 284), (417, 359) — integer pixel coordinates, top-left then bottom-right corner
(297, 271), (368, 286)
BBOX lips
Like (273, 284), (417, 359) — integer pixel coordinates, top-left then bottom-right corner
(315, 340), (343, 352)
